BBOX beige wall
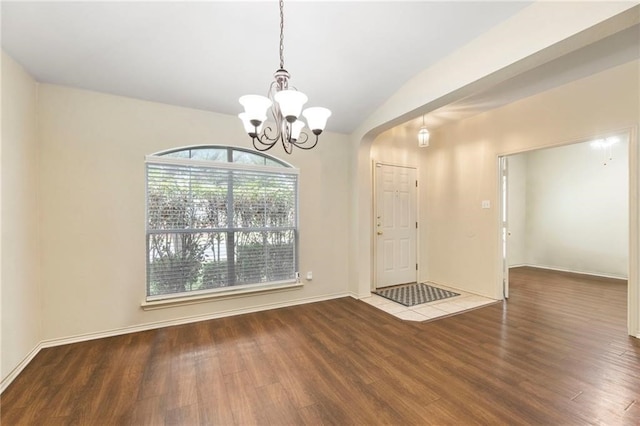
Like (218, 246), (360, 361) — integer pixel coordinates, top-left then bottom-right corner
(350, 3), (639, 300)
(510, 138), (629, 278)
(364, 60), (638, 313)
(506, 153), (527, 266)
(1, 52), (41, 385)
(37, 84), (351, 341)
(422, 60), (638, 300)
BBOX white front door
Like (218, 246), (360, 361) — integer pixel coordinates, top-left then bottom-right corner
(375, 164), (417, 288)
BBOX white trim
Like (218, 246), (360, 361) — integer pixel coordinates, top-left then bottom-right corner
(149, 144), (296, 169)
(0, 292), (349, 395)
(497, 155), (508, 300)
(348, 290), (371, 300)
(372, 163), (419, 291)
(426, 279), (498, 300)
(45, 292), (349, 348)
(373, 161), (418, 169)
(142, 282), (303, 309)
(515, 264), (628, 281)
(627, 125), (639, 337)
(1, 343), (42, 394)
(145, 155), (299, 175)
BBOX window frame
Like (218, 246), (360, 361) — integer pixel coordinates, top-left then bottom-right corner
(144, 145), (301, 306)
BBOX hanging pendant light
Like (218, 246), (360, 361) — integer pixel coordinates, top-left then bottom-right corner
(238, 0), (331, 154)
(418, 115), (430, 147)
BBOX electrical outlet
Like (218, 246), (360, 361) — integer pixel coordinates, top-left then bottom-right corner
(306, 271), (313, 281)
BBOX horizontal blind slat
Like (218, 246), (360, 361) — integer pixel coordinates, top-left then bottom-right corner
(146, 155), (298, 299)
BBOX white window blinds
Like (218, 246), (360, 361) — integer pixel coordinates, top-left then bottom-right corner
(146, 153), (298, 300)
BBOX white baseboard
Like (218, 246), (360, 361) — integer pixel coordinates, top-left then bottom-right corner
(515, 264), (628, 280)
(1, 292), (349, 394)
(1, 343), (43, 394)
(347, 291), (372, 300)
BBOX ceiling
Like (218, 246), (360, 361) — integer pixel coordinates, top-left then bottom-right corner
(400, 22), (640, 136)
(1, 1), (532, 135)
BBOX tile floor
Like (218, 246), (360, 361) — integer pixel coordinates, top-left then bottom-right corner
(360, 283), (498, 322)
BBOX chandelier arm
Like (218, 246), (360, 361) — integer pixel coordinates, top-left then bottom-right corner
(251, 125), (281, 152)
(294, 132), (309, 145)
(291, 132), (319, 150)
(261, 125), (281, 142)
(281, 139), (293, 155)
(252, 136), (278, 152)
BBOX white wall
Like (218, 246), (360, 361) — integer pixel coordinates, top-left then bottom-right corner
(509, 138), (629, 278)
(506, 154), (527, 266)
(36, 84), (352, 341)
(370, 127), (422, 169)
(420, 60), (638, 300)
(1, 52), (41, 385)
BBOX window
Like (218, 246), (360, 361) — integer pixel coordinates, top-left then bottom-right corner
(146, 146), (299, 301)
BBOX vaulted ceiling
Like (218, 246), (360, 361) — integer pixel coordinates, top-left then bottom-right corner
(1, 1), (531, 134)
(3, 2), (638, 139)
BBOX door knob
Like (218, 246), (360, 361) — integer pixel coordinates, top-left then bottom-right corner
(377, 231), (383, 235)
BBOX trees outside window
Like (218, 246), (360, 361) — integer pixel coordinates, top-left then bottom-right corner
(146, 146), (298, 300)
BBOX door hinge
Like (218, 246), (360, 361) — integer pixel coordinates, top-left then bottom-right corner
(416, 180), (418, 187)
(416, 263), (418, 271)
(416, 221), (418, 229)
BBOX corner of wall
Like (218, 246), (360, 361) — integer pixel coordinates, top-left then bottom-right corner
(0, 51), (43, 390)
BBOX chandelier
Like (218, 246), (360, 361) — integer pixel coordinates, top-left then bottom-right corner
(238, 0), (331, 154)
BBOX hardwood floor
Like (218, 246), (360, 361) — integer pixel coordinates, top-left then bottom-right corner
(2, 267), (639, 425)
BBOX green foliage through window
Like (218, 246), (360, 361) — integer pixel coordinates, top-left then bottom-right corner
(146, 146), (298, 299)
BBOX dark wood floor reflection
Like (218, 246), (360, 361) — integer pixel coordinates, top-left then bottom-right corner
(2, 267), (639, 425)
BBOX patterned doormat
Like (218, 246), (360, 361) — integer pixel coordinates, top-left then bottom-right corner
(374, 283), (460, 307)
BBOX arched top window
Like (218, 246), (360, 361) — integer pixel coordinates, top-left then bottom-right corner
(152, 145), (292, 168)
(145, 145), (299, 303)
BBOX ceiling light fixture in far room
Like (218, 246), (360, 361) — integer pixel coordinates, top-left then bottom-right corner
(418, 115), (430, 147)
(238, 0), (331, 154)
(591, 136), (619, 165)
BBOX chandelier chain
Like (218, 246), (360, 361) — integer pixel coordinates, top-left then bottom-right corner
(239, 0), (330, 153)
(279, 0), (285, 69)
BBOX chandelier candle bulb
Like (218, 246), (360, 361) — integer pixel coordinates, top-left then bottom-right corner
(303, 107), (332, 134)
(291, 120), (305, 141)
(239, 95), (272, 125)
(238, 113), (265, 136)
(274, 90), (308, 122)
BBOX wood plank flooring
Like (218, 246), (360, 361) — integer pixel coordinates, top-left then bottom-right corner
(2, 267), (639, 425)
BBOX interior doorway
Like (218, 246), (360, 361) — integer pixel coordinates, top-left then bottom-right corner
(499, 131), (631, 313)
(374, 163), (417, 289)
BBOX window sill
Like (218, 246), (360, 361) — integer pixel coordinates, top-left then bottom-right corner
(141, 282), (303, 311)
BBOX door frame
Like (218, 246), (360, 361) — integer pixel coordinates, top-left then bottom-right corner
(496, 126), (639, 337)
(372, 161), (419, 291)
(499, 156), (509, 299)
